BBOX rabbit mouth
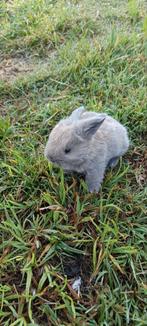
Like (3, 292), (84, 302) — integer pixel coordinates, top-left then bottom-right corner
(47, 155), (61, 164)
(60, 160), (85, 171)
(49, 157), (85, 171)
(47, 157), (56, 164)
(50, 158), (65, 166)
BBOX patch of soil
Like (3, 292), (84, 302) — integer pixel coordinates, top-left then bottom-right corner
(0, 53), (55, 83)
(0, 57), (34, 81)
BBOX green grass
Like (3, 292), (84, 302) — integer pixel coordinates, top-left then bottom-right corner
(0, 0), (147, 325)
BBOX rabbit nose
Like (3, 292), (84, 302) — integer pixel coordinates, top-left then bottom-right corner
(49, 155), (55, 162)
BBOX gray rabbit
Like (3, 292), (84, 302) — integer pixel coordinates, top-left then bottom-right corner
(44, 106), (129, 192)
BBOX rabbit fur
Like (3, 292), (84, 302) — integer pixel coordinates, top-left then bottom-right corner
(44, 106), (129, 192)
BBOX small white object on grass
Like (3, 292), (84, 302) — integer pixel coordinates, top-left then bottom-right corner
(71, 276), (81, 297)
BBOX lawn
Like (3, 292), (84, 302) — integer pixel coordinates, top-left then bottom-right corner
(0, 0), (147, 325)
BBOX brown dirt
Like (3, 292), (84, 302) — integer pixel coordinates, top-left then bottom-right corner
(0, 57), (35, 81)
(0, 53), (55, 83)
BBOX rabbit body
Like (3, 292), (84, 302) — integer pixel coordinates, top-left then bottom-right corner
(44, 107), (129, 192)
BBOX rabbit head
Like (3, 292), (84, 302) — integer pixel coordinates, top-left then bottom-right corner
(44, 107), (106, 172)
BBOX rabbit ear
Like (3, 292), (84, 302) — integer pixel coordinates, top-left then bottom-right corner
(76, 114), (106, 139)
(69, 106), (85, 121)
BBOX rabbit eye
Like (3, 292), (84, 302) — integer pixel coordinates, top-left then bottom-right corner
(65, 148), (71, 154)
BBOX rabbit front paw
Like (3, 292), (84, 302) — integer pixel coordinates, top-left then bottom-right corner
(85, 169), (104, 193)
(88, 183), (101, 193)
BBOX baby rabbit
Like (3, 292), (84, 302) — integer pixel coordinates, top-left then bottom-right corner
(44, 106), (129, 192)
